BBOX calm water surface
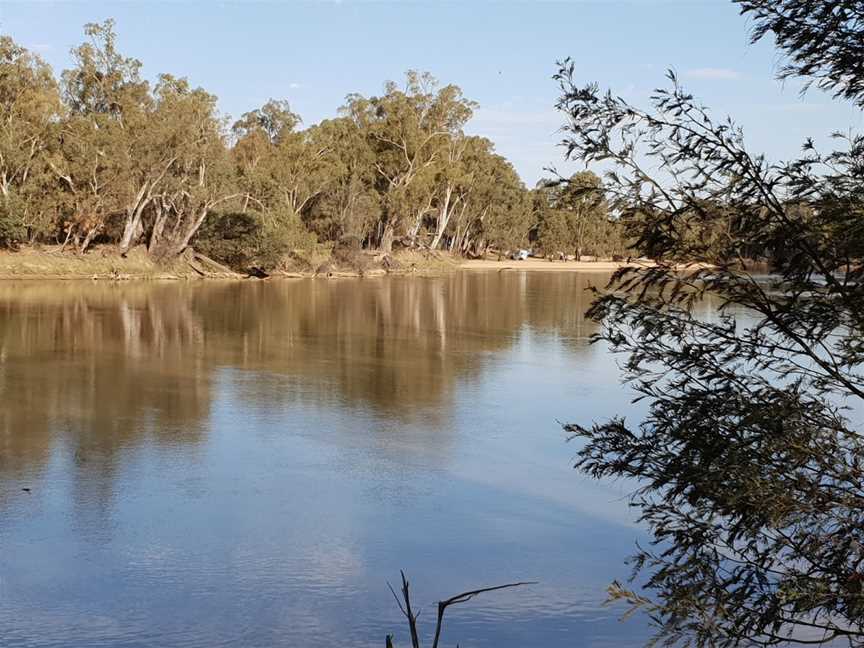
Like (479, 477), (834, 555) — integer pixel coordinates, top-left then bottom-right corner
(0, 272), (652, 648)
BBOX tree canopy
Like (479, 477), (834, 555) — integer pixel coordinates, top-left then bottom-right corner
(533, 170), (625, 260)
(0, 23), (548, 267)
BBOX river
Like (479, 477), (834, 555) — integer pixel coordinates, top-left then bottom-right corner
(0, 272), (651, 648)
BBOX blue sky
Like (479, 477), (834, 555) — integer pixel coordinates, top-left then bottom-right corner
(3, 1), (862, 186)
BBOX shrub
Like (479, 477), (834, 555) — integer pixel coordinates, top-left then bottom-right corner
(194, 207), (317, 271)
(0, 195), (27, 248)
(330, 235), (371, 273)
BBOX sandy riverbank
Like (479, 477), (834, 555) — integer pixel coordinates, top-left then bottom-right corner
(0, 246), (236, 280)
(459, 258), (641, 272)
(0, 247), (461, 280)
(460, 258), (718, 272)
(0, 247), (704, 281)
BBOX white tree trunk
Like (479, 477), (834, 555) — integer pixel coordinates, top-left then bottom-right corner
(430, 184), (454, 250)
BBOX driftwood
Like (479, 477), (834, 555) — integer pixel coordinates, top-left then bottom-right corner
(179, 248), (242, 278)
(386, 570), (535, 648)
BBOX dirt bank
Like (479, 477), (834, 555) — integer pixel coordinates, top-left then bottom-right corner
(0, 247), (461, 281)
(0, 246), (241, 280)
(0, 247), (706, 281)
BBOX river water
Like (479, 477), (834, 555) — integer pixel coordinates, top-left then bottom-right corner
(0, 272), (652, 648)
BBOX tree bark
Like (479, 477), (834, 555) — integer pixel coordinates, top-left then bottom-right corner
(119, 202), (147, 252)
(177, 207), (210, 252)
(119, 184), (150, 252)
(380, 222), (395, 253)
(430, 184), (454, 250)
(79, 226), (99, 254)
(148, 202), (168, 256)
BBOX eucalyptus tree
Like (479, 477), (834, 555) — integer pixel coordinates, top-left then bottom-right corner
(270, 128), (335, 218)
(0, 36), (61, 244)
(51, 20), (238, 257)
(344, 71), (476, 251)
(480, 157), (531, 256)
(145, 75), (236, 259)
(429, 133), (470, 250)
(53, 19), (159, 252)
(445, 140), (530, 256)
(304, 116), (379, 242)
(231, 99), (343, 250)
(443, 136), (492, 254)
(557, 0), (864, 645)
(0, 20), (542, 264)
(533, 181), (568, 259)
(117, 78), (215, 253)
(52, 21), (241, 259)
(232, 99), (301, 211)
(536, 171), (608, 260)
(232, 99), (299, 146)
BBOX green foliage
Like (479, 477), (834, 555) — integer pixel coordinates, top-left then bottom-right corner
(533, 171), (626, 259)
(194, 207), (316, 271)
(193, 211), (259, 268)
(0, 193), (26, 246)
(329, 234), (372, 273)
(61, 19), (146, 117)
(443, 138), (531, 256)
(303, 117), (379, 242)
(736, 0), (864, 108)
(343, 70), (479, 251)
(0, 23), (578, 263)
(232, 98), (300, 143)
(0, 35), (61, 245)
(556, 1), (864, 645)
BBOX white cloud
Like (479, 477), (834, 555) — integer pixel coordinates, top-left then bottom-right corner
(684, 67), (741, 81)
(289, 82), (302, 89)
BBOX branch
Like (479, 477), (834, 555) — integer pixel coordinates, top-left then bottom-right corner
(388, 571), (421, 648)
(431, 581), (536, 648)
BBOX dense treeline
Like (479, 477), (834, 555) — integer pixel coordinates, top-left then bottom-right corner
(0, 20), (626, 270)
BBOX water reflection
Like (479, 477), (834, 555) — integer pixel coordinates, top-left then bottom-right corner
(0, 273), (604, 475)
(0, 285), (210, 487)
(0, 272), (648, 648)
